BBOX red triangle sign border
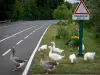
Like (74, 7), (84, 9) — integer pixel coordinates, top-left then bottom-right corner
(74, 0), (89, 14)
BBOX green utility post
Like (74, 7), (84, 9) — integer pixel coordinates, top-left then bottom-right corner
(77, 20), (84, 56)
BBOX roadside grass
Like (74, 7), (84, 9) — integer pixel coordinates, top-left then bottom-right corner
(32, 24), (100, 74)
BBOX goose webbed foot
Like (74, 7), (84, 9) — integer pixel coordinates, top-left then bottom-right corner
(12, 67), (18, 72)
(12, 64), (20, 72)
(44, 71), (49, 74)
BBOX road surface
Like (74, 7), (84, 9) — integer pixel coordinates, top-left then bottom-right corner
(0, 20), (58, 75)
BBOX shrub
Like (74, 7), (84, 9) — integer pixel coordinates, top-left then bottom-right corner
(57, 20), (66, 26)
(56, 22), (76, 40)
(56, 26), (69, 40)
(53, 4), (72, 21)
(71, 35), (79, 47)
(56, 22), (79, 46)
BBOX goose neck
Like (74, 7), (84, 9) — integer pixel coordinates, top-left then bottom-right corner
(49, 47), (52, 54)
(53, 43), (55, 48)
(10, 54), (13, 60)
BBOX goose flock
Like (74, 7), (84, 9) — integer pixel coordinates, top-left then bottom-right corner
(9, 41), (96, 73)
(38, 41), (96, 74)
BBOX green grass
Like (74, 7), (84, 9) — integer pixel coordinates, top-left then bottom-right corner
(32, 24), (100, 74)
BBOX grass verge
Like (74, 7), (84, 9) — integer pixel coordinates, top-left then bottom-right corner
(32, 24), (100, 74)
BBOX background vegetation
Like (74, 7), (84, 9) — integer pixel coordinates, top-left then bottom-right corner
(32, 23), (100, 74)
(84, 0), (100, 38)
(0, 0), (64, 21)
(0, 0), (100, 38)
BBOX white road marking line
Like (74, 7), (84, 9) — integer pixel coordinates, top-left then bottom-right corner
(2, 25), (43, 56)
(24, 35), (30, 39)
(22, 25), (50, 75)
(36, 25), (43, 30)
(16, 40), (23, 45)
(2, 49), (11, 56)
(32, 31), (35, 32)
(0, 25), (10, 29)
(34, 30), (36, 32)
(29, 33), (32, 35)
(0, 25), (37, 43)
(2, 25), (44, 56)
(23, 25), (44, 39)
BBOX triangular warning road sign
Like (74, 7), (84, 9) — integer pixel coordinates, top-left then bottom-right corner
(74, 0), (89, 14)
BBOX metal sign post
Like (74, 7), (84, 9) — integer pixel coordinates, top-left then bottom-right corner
(78, 20), (83, 56)
(72, 0), (90, 56)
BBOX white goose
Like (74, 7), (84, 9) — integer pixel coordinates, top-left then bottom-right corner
(10, 47), (27, 71)
(78, 43), (85, 51)
(38, 45), (47, 51)
(51, 41), (64, 54)
(48, 46), (65, 64)
(84, 52), (96, 61)
(69, 53), (76, 64)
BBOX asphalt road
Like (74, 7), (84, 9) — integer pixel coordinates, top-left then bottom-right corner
(0, 20), (58, 75)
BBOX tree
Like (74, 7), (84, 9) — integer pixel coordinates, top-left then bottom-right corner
(0, 0), (64, 21)
(65, 1), (72, 9)
(53, 3), (72, 21)
(10, 0), (24, 21)
(85, 0), (100, 37)
(0, 0), (16, 20)
(35, 0), (64, 19)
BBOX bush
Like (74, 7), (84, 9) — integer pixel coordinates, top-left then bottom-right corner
(56, 22), (76, 40)
(56, 26), (69, 40)
(57, 20), (67, 26)
(71, 35), (79, 47)
(53, 4), (72, 20)
(56, 22), (79, 46)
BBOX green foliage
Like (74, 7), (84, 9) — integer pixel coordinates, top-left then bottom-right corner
(71, 36), (79, 47)
(23, 0), (37, 20)
(0, 0), (64, 21)
(0, 0), (16, 20)
(56, 26), (69, 40)
(53, 4), (71, 19)
(56, 22), (76, 45)
(35, 0), (64, 19)
(32, 23), (100, 74)
(64, 1), (72, 9)
(55, 21), (80, 47)
(84, 0), (100, 37)
(57, 20), (67, 26)
(10, 0), (24, 21)
(53, 3), (73, 23)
